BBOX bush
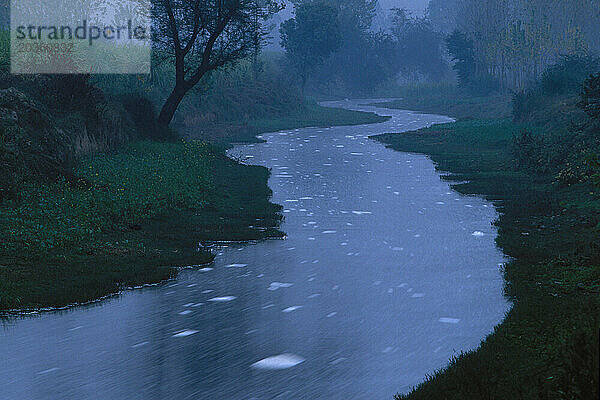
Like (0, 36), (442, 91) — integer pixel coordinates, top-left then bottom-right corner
(541, 56), (600, 96)
(511, 129), (547, 172)
(579, 73), (600, 120)
(121, 93), (162, 139)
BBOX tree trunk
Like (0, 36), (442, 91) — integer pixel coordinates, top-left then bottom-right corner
(157, 84), (188, 129)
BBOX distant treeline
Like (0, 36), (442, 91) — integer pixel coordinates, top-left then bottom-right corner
(428, 0), (600, 90)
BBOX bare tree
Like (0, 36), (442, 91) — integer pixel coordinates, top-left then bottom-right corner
(152, 0), (283, 128)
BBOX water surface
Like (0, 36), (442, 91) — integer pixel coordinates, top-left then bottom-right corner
(0, 100), (509, 399)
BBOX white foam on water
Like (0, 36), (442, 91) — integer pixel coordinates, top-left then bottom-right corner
(179, 310), (192, 316)
(439, 318), (461, 324)
(268, 282), (294, 291)
(208, 296), (237, 302)
(172, 330), (199, 337)
(327, 312), (337, 318)
(308, 294), (321, 298)
(68, 326), (84, 332)
(199, 268), (213, 272)
(225, 264), (248, 268)
(322, 230), (337, 234)
(472, 231), (485, 237)
(282, 306), (303, 313)
(131, 341), (149, 349)
(36, 368), (60, 375)
(352, 211), (372, 215)
(330, 357), (347, 365)
(251, 354), (305, 370)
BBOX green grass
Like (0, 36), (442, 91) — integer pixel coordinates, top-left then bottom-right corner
(374, 83), (513, 120)
(374, 119), (600, 399)
(0, 140), (283, 312)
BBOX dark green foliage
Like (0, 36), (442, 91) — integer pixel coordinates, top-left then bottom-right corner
(445, 30), (499, 95)
(445, 30), (476, 88)
(280, 1), (342, 92)
(513, 56), (600, 124)
(511, 129), (546, 172)
(541, 56), (600, 96)
(579, 73), (600, 120)
(121, 93), (162, 139)
(390, 9), (448, 82)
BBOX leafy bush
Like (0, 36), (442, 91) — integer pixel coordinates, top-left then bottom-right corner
(579, 73), (600, 120)
(511, 129), (547, 172)
(541, 56), (600, 96)
(121, 93), (162, 139)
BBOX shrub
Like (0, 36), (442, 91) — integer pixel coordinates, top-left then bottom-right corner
(579, 73), (600, 120)
(541, 56), (600, 96)
(511, 129), (546, 172)
(121, 93), (162, 139)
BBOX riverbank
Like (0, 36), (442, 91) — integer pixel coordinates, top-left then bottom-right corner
(374, 86), (599, 398)
(0, 103), (385, 314)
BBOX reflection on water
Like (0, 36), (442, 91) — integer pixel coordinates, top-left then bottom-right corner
(0, 100), (509, 399)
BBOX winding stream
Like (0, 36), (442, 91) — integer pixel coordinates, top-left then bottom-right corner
(0, 100), (509, 399)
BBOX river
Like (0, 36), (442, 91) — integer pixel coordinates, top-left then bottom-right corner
(0, 100), (509, 399)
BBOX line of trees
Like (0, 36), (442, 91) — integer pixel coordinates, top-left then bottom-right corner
(429, 0), (600, 90)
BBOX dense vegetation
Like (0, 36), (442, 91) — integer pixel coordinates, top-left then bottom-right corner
(376, 56), (600, 400)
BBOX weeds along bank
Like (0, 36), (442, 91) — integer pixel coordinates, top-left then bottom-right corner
(0, 29), (384, 312)
(375, 57), (600, 399)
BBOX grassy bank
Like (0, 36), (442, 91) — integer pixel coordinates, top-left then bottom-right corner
(0, 140), (285, 312)
(374, 89), (599, 397)
(374, 83), (512, 120)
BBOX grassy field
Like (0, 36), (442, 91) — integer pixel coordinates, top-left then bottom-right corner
(374, 109), (599, 399)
